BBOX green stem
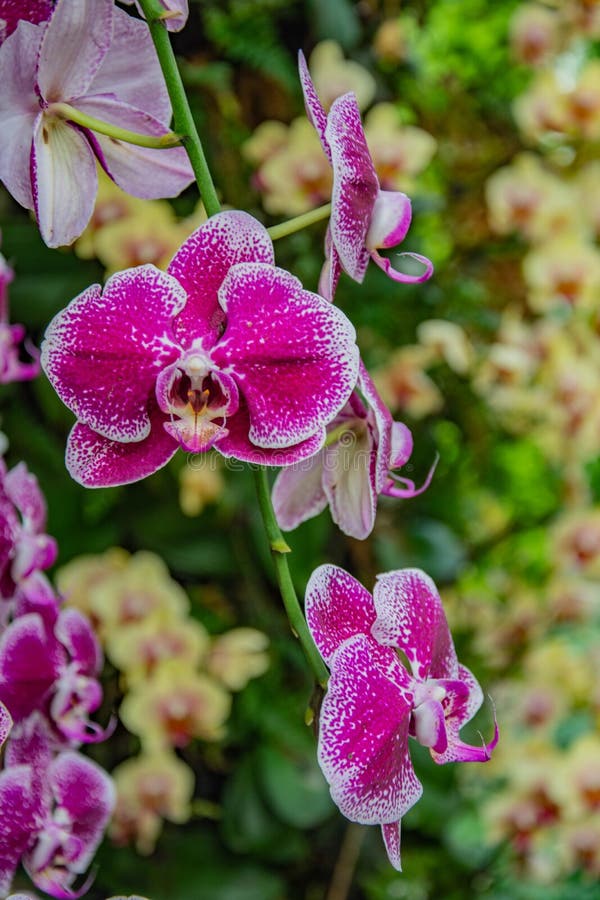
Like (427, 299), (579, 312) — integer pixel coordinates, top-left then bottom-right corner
(49, 102), (182, 149)
(137, 0), (221, 217)
(268, 203), (332, 241)
(138, 0), (327, 685)
(254, 468), (329, 687)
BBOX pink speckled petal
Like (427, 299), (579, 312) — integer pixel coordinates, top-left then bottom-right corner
(0, 0), (53, 41)
(0, 612), (61, 721)
(372, 569), (458, 681)
(88, 8), (172, 119)
(168, 211), (275, 350)
(430, 667), (498, 764)
(0, 701), (11, 746)
(36, 0), (113, 101)
(216, 402), (325, 465)
(305, 564), (377, 665)
(65, 414), (178, 488)
(42, 266), (185, 442)
(0, 764), (40, 897)
(214, 262), (358, 448)
(381, 821), (403, 871)
(298, 50), (331, 161)
(31, 116), (97, 248)
(365, 191), (412, 250)
(55, 609), (102, 675)
(0, 20), (41, 209)
(318, 237), (342, 303)
(319, 635), (420, 825)
(370, 249), (434, 284)
(357, 362), (393, 494)
(4, 462), (47, 531)
(79, 96), (193, 199)
(272, 450), (328, 531)
(325, 93), (378, 282)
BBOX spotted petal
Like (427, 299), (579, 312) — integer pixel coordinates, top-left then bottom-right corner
(216, 401), (325, 465)
(42, 265), (185, 442)
(305, 564), (377, 665)
(0, 764), (41, 896)
(298, 50), (330, 161)
(213, 262), (358, 448)
(325, 93), (379, 282)
(372, 569), (458, 681)
(168, 211), (275, 350)
(319, 635), (421, 825)
(430, 666), (498, 764)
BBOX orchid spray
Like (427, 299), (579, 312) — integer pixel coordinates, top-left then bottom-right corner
(0, 0), (497, 894)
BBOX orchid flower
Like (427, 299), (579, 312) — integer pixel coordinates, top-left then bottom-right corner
(122, 0), (189, 32)
(0, 579), (106, 744)
(299, 51), (433, 300)
(0, 714), (114, 899)
(0, 249), (39, 384)
(0, 459), (57, 601)
(273, 363), (436, 539)
(0, 0), (193, 248)
(0, 699), (11, 745)
(41, 211), (359, 488)
(305, 565), (498, 870)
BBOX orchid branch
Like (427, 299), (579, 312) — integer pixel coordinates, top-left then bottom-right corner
(136, 1), (329, 686)
(268, 203), (332, 241)
(49, 102), (183, 149)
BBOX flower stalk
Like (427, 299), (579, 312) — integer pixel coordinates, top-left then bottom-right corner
(136, 0), (329, 686)
(49, 102), (183, 149)
(268, 203), (332, 241)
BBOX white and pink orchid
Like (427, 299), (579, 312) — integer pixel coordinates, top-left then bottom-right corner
(0, 0), (193, 247)
(273, 363), (435, 539)
(41, 211), (359, 487)
(306, 565), (498, 870)
(0, 248), (39, 385)
(298, 51), (433, 300)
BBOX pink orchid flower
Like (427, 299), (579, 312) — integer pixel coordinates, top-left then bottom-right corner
(0, 0), (53, 45)
(299, 51), (433, 300)
(0, 248), (40, 384)
(305, 565), (498, 870)
(0, 714), (114, 899)
(273, 363), (436, 539)
(0, 0), (193, 248)
(41, 211), (359, 487)
(0, 459), (57, 601)
(0, 699), (11, 746)
(122, 0), (189, 32)
(0, 577), (106, 744)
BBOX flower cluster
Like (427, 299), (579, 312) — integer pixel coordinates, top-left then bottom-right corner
(0, 455), (113, 898)
(0, 241), (39, 385)
(56, 548), (269, 855)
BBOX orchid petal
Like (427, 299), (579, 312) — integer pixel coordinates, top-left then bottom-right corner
(365, 190), (412, 251)
(298, 50), (331, 161)
(325, 93), (378, 281)
(305, 564), (377, 665)
(0, 701), (11, 746)
(87, 8), (172, 121)
(319, 635), (420, 825)
(168, 211), (275, 350)
(357, 362), (393, 494)
(0, 612), (61, 721)
(323, 424), (376, 539)
(383, 453), (438, 499)
(430, 667), (498, 764)
(272, 450), (328, 531)
(381, 821), (403, 871)
(214, 262), (359, 448)
(388, 421), (413, 470)
(55, 609), (102, 676)
(0, 20), (40, 209)
(0, 764), (40, 896)
(0, 0), (53, 42)
(216, 402), (325, 465)
(42, 265), (185, 442)
(65, 414), (178, 488)
(35, 0), (113, 102)
(31, 116), (97, 248)
(369, 249), (434, 284)
(372, 569), (458, 680)
(78, 96), (193, 199)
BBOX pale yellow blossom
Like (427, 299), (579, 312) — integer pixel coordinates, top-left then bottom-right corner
(309, 40), (376, 112)
(206, 628), (269, 691)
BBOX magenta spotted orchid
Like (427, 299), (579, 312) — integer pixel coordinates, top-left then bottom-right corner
(0, 714), (115, 899)
(0, 0), (53, 45)
(299, 52), (433, 300)
(273, 363), (436, 539)
(0, 459), (57, 602)
(0, 248), (40, 385)
(0, 0), (193, 247)
(41, 211), (359, 488)
(306, 565), (498, 870)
